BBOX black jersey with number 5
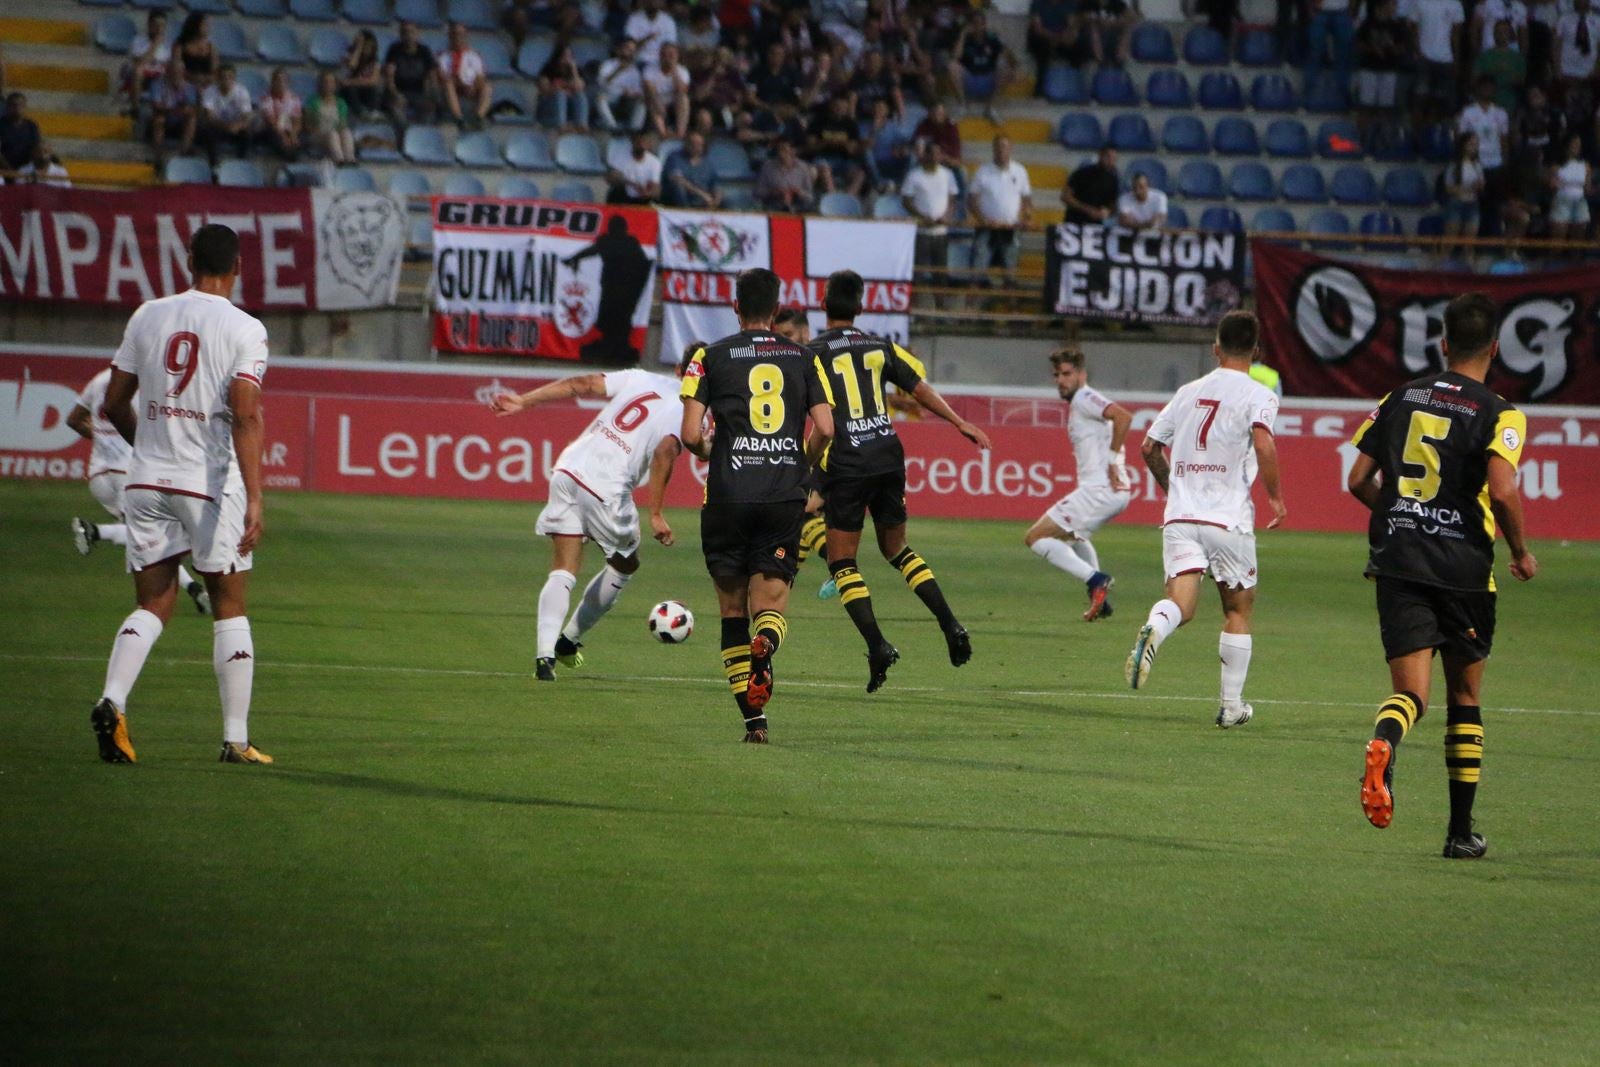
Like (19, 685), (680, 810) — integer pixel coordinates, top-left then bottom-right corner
(1351, 370), (1527, 592)
(680, 329), (833, 504)
(809, 327), (927, 479)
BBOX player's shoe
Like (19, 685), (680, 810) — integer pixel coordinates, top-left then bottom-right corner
(746, 634), (775, 710)
(1083, 572), (1114, 622)
(218, 741), (273, 764)
(72, 517), (99, 556)
(866, 641), (900, 694)
(743, 727), (769, 744)
(1215, 701), (1254, 728)
(534, 657), (557, 682)
(1125, 624), (1158, 689)
(554, 636), (585, 669)
(1098, 600), (1114, 619)
(1360, 738), (1395, 829)
(817, 576), (839, 600)
(90, 698), (137, 764)
(186, 580), (212, 615)
(1441, 829), (1487, 859)
(944, 625), (972, 667)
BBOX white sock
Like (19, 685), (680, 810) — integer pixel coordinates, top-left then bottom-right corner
(537, 570), (577, 660)
(1031, 537), (1096, 582)
(177, 563), (196, 589)
(1219, 632), (1253, 705)
(103, 608), (164, 710)
(213, 617), (254, 745)
(563, 565), (632, 643)
(1144, 598), (1183, 646)
(98, 523), (128, 546)
(1069, 538), (1100, 574)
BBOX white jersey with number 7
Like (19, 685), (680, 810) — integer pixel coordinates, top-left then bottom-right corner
(110, 289), (269, 502)
(1145, 366), (1279, 533)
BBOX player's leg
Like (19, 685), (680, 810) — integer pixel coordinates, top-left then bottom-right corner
(94, 556), (182, 763)
(558, 551), (637, 668)
(1437, 588), (1494, 857)
(535, 535), (584, 681)
(877, 502), (970, 668)
(1214, 579), (1256, 728)
(746, 501), (803, 712)
(712, 574), (762, 740)
(75, 474), (129, 554)
(1127, 525), (1204, 689)
(1024, 511), (1096, 581)
(1360, 578), (1442, 829)
(1025, 497), (1114, 621)
(201, 568), (267, 763)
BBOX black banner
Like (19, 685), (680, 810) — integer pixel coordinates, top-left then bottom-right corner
(1043, 224), (1245, 326)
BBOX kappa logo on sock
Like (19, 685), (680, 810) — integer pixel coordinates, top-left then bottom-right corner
(120, 627), (139, 636)
(226, 650), (253, 662)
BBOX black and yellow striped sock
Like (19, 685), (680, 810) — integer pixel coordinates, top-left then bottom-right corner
(796, 516), (827, 568)
(1445, 704), (1484, 836)
(720, 617), (762, 729)
(829, 558), (886, 648)
(1373, 690), (1424, 749)
(752, 610), (788, 656)
(889, 546), (958, 631)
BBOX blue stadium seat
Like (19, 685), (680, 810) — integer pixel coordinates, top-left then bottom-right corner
(420, 29), (448, 54)
(820, 192), (863, 218)
(1126, 158), (1169, 193)
(1252, 207), (1297, 233)
(1281, 164), (1328, 203)
(342, 0), (389, 25)
(289, 0), (338, 21)
(1382, 167), (1432, 207)
(1486, 258), (1528, 275)
(1265, 118), (1311, 158)
(81, 0), (124, 7)
(1042, 63), (1088, 104)
(1250, 74), (1298, 112)
(1199, 206), (1243, 232)
(499, 176), (542, 199)
(1211, 117), (1259, 155)
(407, 217), (432, 258)
(1130, 23), (1176, 63)
(721, 186), (756, 211)
(1165, 204), (1190, 228)
(1146, 69), (1192, 108)
(708, 139), (753, 181)
(455, 130), (505, 168)
(491, 84), (533, 124)
(1419, 123), (1454, 162)
(897, 102), (927, 138)
(1177, 160), (1224, 199)
(1236, 29), (1280, 67)
(184, 0), (232, 11)
(1183, 26), (1228, 65)
(551, 180), (595, 203)
(570, 36), (611, 72)
(216, 160), (265, 188)
(1058, 113), (1104, 150)
(1162, 115), (1208, 154)
(333, 167), (377, 193)
(236, 0), (287, 17)
(1331, 165), (1379, 205)
(93, 15), (135, 54)
(1416, 213), (1445, 236)
(479, 37), (514, 78)
(1364, 120), (1417, 162)
(1197, 72), (1243, 110)
(1359, 211), (1404, 237)
(309, 28), (349, 67)
(1227, 162), (1274, 201)
(276, 162), (329, 188)
(1107, 114), (1154, 152)
(389, 169), (431, 203)
(443, 172), (487, 198)
(554, 134), (605, 174)
(394, 0), (444, 29)
(212, 21), (251, 63)
(353, 121), (400, 161)
(238, 69), (270, 100)
(1317, 119), (1363, 159)
(287, 70), (317, 101)
(517, 37), (556, 77)
(1307, 208), (1352, 235)
(164, 157), (213, 186)
(448, 0), (498, 31)
(505, 130), (556, 170)
(403, 126), (453, 166)
(1092, 67), (1138, 106)
(872, 193), (909, 219)
(257, 25), (306, 65)
(1304, 73), (1348, 113)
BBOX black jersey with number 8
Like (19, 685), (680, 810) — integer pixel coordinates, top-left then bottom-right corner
(809, 327), (926, 479)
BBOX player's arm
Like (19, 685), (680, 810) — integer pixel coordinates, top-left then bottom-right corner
(805, 401), (835, 468)
(229, 378), (265, 553)
(1347, 452), (1382, 511)
(67, 403), (95, 440)
(492, 373), (607, 415)
(679, 397), (712, 460)
(1104, 401), (1133, 488)
(645, 434), (683, 546)
(1487, 452), (1537, 582)
(103, 369), (140, 446)
(1252, 425), (1287, 530)
(1141, 435), (1169, 492)
(909, 380), (990, 450)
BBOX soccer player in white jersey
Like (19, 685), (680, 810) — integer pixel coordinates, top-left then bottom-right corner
(91, 224), (271, 764)
(492, 351), (688, 681)
(1126, 310), (1287, 728)
(69, 366), (211, 616)
(1022, 346), (1133, 622)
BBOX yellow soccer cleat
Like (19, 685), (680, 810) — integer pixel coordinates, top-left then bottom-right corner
(91, 698), (137, 763)
(219, 742), (273, 765)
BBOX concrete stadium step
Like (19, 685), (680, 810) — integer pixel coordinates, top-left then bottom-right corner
(63, 159), (157, 187)
(6, 61), (109, 94)
(16, 89), (110, 113)
(0, 17), (87, 46)
(957, 116), (1054, 146)
(48, 135), (148, 163)
(35, 111), (132, 142)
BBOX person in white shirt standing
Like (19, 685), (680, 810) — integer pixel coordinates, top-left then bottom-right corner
(625, 0), (678, 69)
(967, 134), (1033, 278)
(1407, 0), (1467, 122)
(1126, 310), (1288, 729)
(1023, 346), (1132, 622)
(901, 140), (956, 276)
(1457, 74), (1512, 233)
(91, 224), (271, 765)
(491, 359), (687, 681)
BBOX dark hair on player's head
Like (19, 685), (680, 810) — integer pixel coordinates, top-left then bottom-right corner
(190, 223), (240, 278)
(1047, 345), (1084, 370)
(735, 268), (781, 323)
(678, 340), (704, 375)
(1215, 309), (1259, 357)
(824, 270), (865, 321)
(773, 306), (806, 328)
(1444, 293), (1499, 361)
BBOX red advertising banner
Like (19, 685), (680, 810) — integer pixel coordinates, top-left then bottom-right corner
(1252, 241), (1600, 405)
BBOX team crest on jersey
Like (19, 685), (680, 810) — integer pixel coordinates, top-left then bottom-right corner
(1501, 426), (1521, 451)
(683, 359), (704, 378)
(320, 192), (404, 301)
(665, 219), (758, 271)
(556, 279), (599, 339)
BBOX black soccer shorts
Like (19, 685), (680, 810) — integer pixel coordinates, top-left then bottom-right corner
(701, 501), (804, 582)
(1375, 577), (1496, 662)
(822, 469), (908, 533)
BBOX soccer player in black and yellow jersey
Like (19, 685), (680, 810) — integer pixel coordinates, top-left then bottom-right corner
(807, 270), (993, 693)
(1346, 293), (1538, 859)
(679, 269), (835, 743)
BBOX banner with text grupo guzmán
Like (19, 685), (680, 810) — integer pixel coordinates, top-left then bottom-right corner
(656, 210), (914, 365)
(1044, 223), (1245, 326)
(430, 198), (658, 359)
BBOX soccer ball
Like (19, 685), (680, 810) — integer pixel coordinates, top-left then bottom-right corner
(647, 600), (694, 644)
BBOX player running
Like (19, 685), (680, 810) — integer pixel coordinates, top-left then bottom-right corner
(69, 366), (211, 615)
(492, 358), (687, 682)
(1347, 293), (1536, 859)
(808, 270), (992, 692)
(89, 223), (271, 765)
(1022, 346), (1132, 622)
(773, 306), (837, 601)
(1126, 310), (1287, 728)
(679, 268), (835, 743)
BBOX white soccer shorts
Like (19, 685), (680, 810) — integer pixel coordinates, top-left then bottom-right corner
(89, 471), (127, 519)
(1162, 522), (1258, 589)
(1045, 485), (1131, 538)
(535, 470), (641, 559)
(124, 486), (254, 574)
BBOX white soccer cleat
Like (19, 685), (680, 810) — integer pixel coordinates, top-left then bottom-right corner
(1216, 701), (1254, 729)
(72, 517), (97, 556)
(186, 580), (212, 616)
(1125, 624), (1158, 689)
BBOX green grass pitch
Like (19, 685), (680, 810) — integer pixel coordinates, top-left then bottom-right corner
(3, 479), (1598, 1064)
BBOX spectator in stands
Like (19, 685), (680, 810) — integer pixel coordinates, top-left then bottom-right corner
(1473, 0), (1529, 56)
(1355, 0), (1410, 129)
(605, 130), (662, 204)
(1061, 146), (1119, 225)
(1027, 0), (1081, 96)
(341, 31), (385, 119)
(1187, 0), (1242, 45)
(947, 11), (1015, 121)
(1409, 0), (1467, 123)
(199, 64), (255, 165)
(385, 21), (440, 126)
(16, 139), (69, 187)
(1305, 0), (1357, 100)
(661, 131), (721, 207)
(144, 62), (198, 162)
(968, 135), (1033, 277)
(175, 13), (219, 90)
(901, 139), (956, 269)
(594, 39), (647, 131)
(1117, 171), (1168, 230)
(1441, 131), (1484, 255)
(537, 43), (590, 131)
(1549, 132), (1594, 249)
(121, 10), (171, 110)
(748, 42), (803, 119)
(1080, 0), (1141, 68)
(691, 47), (745, 129)
(2, 93), (42, 175)
(850, 50), (904, 122)
(643, 42), (692, 139)
(1515, 82), (1563, 167)
(1475, 19), (1528, 110)
(913, 101), (961, 168)
(806, 92), (868, 197)
(1459, 74), (1511, 231)
(258, 66), (304, 162)
(1555, 0), (1600, 118)
(626, 0), (679, 69)
(871, 12), (937, 103)
(863, 97), (913, 190)
(756, 138), (818, 213)
(816, 0), (868, 59)
(1526, 0), (1558, 85)
(439, 21), (492, 130)
(306, 71), (356, 165)
(503, 1), (582, 48)
(680, 7), (722, 70)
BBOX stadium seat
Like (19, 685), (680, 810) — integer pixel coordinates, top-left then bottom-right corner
(1252, 207), (1297, 233)
(1304, 73), (1348, 113)
(163, 156), (213, 186)
(1264, 118), (1311, 158)
(708, 139), (753, 181)
(1177, 159), (1224, 199)
(236, 0), (287, 16)
(288, 70), (317, 101)
(551, 180), (595, 203)
(1364, 120), (1417, 162)
(1382, 167), (1432, 207)
(183, 0), (231, 11)
(1416, 213), (1445, 236)
(478, 37), (514, 79)
(1130, 23), (1176, 63)
(389, 169), (431, 203)
(93, 15), (136, 54)
(289, 0), (338, 21)
(820, 192), (863, 218)
(448, 0), (498, 31)
(257, 25), (306, 65)
(555, 134), (605, 174)
(499, 176), (542, 199)
(1183, 26), (1228, 65)
(455, 130), (504, 168)
(394, 0), (444, 29)
(1280, 164), (1328, 203)
(1418, 123), (1454, 162)
(216, 160), (265, 188)
(1307, 208), (1351, 235)
(1199, 206), (1243, 232)
(897, 102), (928, 138)
(1126, 158), (1169, 194)
(570, 36), (611, 72)
(420, 29), (449, 54)
(872, 193), (909, 219)
(443, 172), (487, 198)
(309, 28), (349, 67)
(407, 217), (433, 258)
(1146, 69), (1192, 108)
(721, 186), (756, 211)
(517, 37), (556, 77)
(1162, 115), (1208, 154)
(1211, 117), (1259, 156)
(491, 84), (533, 124)
(1165, 204), (1190, 228)
(212, 21), (251, 63)
(353, 121), (400, 161)
(1058, 113), (1104, 150)
(505, 130), (556, 170)
(1041, 63), (1088, 105)
(403, 126), (453, 166)
(81, 0), (124, 7)
(1359, 211), (1404, 236)
(238, 69), (270, 100)
(333, 166), (377, 193)
(1236, 29), (1280, 67)
(1197, 72), (1243, 110)
(1227, 162), (1274, 201)
(1092, 67), (1138, 106)
(129, 0), (170, 8)
(1331, 165), (1379, 205)
(1487, 258), (1528, 275)
(342, 0), (389, 25)
(275, 162), (328, 188)
(1317, 119), (1363, 159)
(1250, 74), (1298, 112)
(1107, 114), (1154, 152)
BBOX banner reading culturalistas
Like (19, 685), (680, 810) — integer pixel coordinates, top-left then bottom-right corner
(0, 183), (403, 310)
(1253, 242), (1600, 404)
(430, 197), (658, 360)
(1044, 223), (1245, 325)
(657, 210), (914, 364)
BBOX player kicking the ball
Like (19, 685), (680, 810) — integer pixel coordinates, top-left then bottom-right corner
(493, 355), (687, 682)
(1022, 346), (1133, 622)
(89, 223), (271, 765)
(1126, 310), (1287, 728)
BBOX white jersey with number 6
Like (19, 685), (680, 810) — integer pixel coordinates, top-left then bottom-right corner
(1146, 366), (1279, 533)
(550, 369), (683, 501)
(110, 290), (269, 501)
